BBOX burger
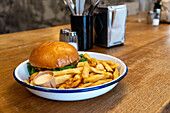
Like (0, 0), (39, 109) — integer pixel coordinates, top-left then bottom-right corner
(27, 41), (87, 75)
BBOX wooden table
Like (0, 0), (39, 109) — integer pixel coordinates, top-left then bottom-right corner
(0, 16), (170, 113)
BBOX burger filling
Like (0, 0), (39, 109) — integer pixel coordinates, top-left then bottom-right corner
(27, 54), (88, 76)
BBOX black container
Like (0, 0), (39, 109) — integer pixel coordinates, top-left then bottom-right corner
(71, 15), (93, 51)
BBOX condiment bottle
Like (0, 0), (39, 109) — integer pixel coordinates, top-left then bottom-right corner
(66, 31), (78, 50)
(60, 29), (70, 42)
(147, 11), (154, 24)
(152, 9), (161, 26)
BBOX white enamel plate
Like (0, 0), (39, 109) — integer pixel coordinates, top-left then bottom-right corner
(13, 52), (128, 101)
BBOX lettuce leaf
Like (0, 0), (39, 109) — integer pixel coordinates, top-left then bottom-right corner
(27, 63), (38, 76)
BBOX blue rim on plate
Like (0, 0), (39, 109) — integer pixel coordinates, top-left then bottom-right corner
(13, 66), (128, 93)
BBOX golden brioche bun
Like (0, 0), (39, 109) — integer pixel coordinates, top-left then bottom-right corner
(29, 41), (79, 69)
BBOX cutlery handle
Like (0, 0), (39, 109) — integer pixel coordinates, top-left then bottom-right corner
(79, 0), (85, 15)
(76, 0), (80, 15)
(65, 0), (76, 15)
(89, 0), (100, 15)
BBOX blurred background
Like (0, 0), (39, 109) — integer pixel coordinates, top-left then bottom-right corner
(0, 0), (139, 34)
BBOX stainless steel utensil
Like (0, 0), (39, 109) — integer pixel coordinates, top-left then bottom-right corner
(76, 0), (80, 15)
(63, 0), (76, 15)
(88, 0), (100, 15)
(79, 0), (86, 15)
(83, 0), (91, 15)
(69, 0), (75, 11)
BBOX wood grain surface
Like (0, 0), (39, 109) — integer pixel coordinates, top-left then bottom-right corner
(0, 16), (170, 113)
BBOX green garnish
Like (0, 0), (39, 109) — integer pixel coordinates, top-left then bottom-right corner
(79, 58), (88, 62)
(59, 66), (75, 70)
(52, 68), (60, 71)
(27, 63), (38, 76)
(79, 54), (88, 62)
(79, 54), (84, 58)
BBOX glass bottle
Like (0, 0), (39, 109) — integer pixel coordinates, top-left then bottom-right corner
(60, 29), (70, 42)
(152, 9), (161, 26)
(147, 11), (154, 24)
(138, 0), (155, 23)
(66, 31), (78, 50)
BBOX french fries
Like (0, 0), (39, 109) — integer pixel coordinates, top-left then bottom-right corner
(90, 79), (112, 87)
(89, 72), (96, 77)
(58, 76), (81, 89)
(113, 68), (119, 79)
(89, 58), (97, 67)
(84, 74), (110, 83)
(90, 67), (105, 74)
(77, 62), (85, 67)
(106, 61), (115, 65)
(84, 53), (91, 61)
(30, 81), (34, 85)
(26, 53), (120, 89)
(29, 72), (39, 81)
(101, 61), (113, 72)
(54, 74), (73, 85)
(24, 80), (29, 84)
(77, 83), (92, 88)
(53, 67), (83, 76)
(111, 63), (119, 69)
(82, 61), (90, 78)
(96, 64), (105, 71)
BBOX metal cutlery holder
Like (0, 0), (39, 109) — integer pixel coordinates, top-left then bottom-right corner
(94, 4), (127, 47)
(71, 15), (93, 51)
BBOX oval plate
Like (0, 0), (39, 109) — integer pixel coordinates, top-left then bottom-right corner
(13, 52), (128, 101)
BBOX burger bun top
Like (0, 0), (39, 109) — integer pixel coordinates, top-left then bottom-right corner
(29, 41), (79, 69)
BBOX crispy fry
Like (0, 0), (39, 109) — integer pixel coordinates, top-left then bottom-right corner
(101, 61), (113, 72)
(113, 68), (119, 79)
(84, 53), (92, 61)
(77, 83), (92, 88)
(96, 60), (100, 65)
(90, 71), (112, 77)
(24, 79), (29, 84)
(91, 58), (97, 62)
(69, 79), (81, 88)
(90, 67), (104, 74)
(84, 74), (110, 83)
(111, 63), (119, 69)
(106, 61), (115, 65)
(103, 72), (112, 77)
(30, 72), (39, 81)
(96, 64), (105, 71)
(89, 72), (96, 77)
(65, 78), (74, 85)
(98, 60), (115, 64)
(54, 74), (73, 85)
(53, 67), (83, 76)
(64, 78), (81, 88)
(56, 84), (60, 88)
(98, 60), (103, 62)
(58, 84), (66, 89)
(82, 61), (90, 78)
(30, 80), (34, 85)
(77, 62), (85, 67)
(89, 58), (97, 67)
(90, 79), (112, 87)
(74, 74), (81, 80)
